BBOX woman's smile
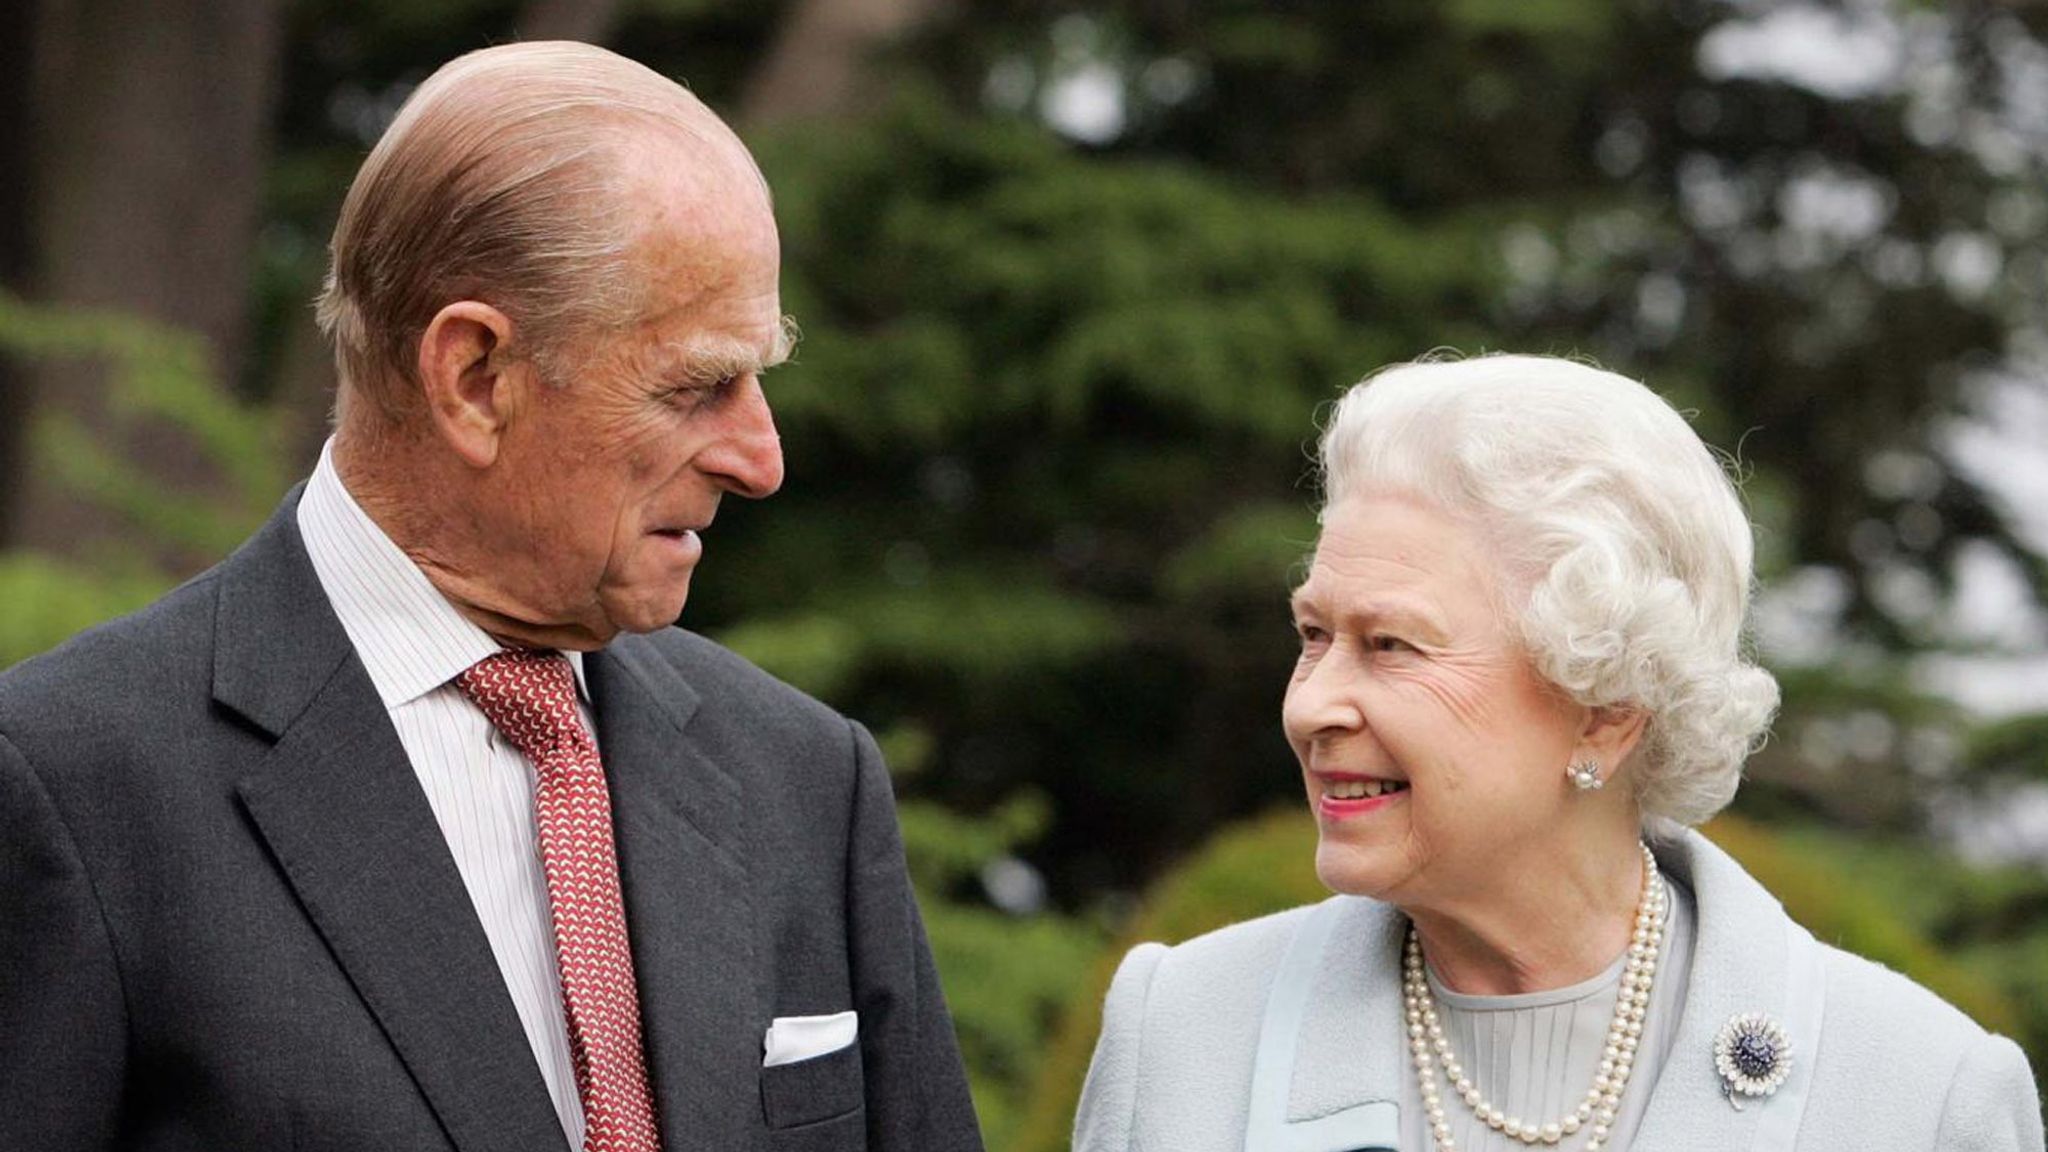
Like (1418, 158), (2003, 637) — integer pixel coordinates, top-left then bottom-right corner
(1314, 772), (1409, 820)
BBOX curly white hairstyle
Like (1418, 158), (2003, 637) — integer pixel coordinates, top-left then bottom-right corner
(1316, 353), (1780, 827)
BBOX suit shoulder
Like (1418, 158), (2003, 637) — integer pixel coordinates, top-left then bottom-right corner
(622, 626), (846, 731)
(0, 570), (221, 732)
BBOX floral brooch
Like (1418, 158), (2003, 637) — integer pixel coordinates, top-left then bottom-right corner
(1713, 1013), (1792, 1109)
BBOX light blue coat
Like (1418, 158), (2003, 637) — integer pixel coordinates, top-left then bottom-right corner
(1075, 830), (2042, 1152)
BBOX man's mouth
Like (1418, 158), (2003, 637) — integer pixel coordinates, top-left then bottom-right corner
(648, 527), (705, 558)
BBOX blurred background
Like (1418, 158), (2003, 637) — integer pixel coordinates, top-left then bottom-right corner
(5, 0), (2048, 1140)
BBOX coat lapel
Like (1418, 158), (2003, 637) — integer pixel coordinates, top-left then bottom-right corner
(218, 495), (567, 1152)
(1632, 830), (1790, 1152)
(1288, 897), (1409, 1123)
(588, 636), (758, 1152)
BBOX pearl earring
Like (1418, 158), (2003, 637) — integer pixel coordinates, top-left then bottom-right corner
(1567, 759), (1604, 791)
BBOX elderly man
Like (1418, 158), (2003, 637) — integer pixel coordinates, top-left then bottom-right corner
(0, 42), (982, 1152)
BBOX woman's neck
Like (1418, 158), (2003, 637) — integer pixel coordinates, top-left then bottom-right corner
(1405, 835), (1650, 996)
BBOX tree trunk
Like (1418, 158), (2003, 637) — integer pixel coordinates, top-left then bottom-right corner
(515, 0), (625, 46)
(0, 0), (39, 545)
(738, 0), (949, 128)
(14, 0), (284, 565)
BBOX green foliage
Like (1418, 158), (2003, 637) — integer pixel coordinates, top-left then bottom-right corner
(921, 889), (1102, 1147)
(891, 747), (1103, 1151)
(0, 292), (290, 664)
(1706, 814), (2020, 1034)
(1161, 502), (1319, 605)
(1969, 713), (2048, 783)
(1446, 0), (1617, 39)
(0, 291), (285, 558)
(0, 553), (165, 668)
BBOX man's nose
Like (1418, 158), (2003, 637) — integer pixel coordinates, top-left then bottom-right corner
(705, 377), (784, 499)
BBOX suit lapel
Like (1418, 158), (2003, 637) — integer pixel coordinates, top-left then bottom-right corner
(218, 495), (567, 1152)
(588, 636), (758, 1152)
(1632, 831), (1788, 1151)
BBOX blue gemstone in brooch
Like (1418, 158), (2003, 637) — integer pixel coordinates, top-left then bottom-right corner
(1713, 1013), (1792, 1109)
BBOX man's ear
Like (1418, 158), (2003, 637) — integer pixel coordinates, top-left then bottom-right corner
(416, 301), (528, 468)
(1573, 704), (1650, 786)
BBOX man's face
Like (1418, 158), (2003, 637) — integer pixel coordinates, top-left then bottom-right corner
(474, 144), (788, 647)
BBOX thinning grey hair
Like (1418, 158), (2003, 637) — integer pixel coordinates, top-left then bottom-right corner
(316, 41), (753, 422)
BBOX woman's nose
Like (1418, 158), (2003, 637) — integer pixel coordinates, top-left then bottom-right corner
(1283, 647), (1366, 741)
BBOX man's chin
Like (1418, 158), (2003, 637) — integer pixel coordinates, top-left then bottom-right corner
(602, 584), (693, 637)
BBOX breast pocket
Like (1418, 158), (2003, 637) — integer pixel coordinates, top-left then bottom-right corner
(760, 1036), (865, 1133)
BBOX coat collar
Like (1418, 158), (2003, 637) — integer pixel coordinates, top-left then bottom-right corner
(1633, 828), (1793, 1149)
(1282, 830), (1798, 1147)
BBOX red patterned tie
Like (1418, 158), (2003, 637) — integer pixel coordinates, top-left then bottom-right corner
(457, 649), (663, 1152)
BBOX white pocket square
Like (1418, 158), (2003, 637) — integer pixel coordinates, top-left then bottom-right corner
(762, 1010), (859, 1068)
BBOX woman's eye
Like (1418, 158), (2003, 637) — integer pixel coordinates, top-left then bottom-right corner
(1368, 634), (1412, 653)
(1294, 622), (1330, 648)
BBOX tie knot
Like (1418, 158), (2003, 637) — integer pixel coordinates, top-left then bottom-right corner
(455, 648), (584, 760)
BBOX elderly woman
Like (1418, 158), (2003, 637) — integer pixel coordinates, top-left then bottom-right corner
(1074, 356), (2043, 1152)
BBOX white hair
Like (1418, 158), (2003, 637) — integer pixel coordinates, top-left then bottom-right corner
(1315, 353), (1780, 827)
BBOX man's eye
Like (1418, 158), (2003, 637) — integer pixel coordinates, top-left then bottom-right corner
(664, 376), (742, 409)
(1294, 622), (1330, 647)
(1368, 634), (1412, 653)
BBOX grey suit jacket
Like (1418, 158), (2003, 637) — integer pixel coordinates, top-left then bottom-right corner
(0, 492), (985, 1152)
(1076, 831), (2043, 1152)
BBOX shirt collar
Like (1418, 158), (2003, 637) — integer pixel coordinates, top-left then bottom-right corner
(296, 438), (589, 709)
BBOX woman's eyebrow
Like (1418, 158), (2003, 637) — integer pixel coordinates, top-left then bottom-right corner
(1292, 590), (1449, 638)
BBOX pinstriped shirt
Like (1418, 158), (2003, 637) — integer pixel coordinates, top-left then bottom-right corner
(297, 440), (588, 1149)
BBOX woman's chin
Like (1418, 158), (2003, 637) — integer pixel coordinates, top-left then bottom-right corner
(1313, 839), (1396, 899)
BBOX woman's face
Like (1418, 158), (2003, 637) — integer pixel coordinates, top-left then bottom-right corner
(1284, 493), (1590, 909)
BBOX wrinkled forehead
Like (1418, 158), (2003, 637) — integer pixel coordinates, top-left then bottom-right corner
(614, 123), (779, 279)
(617, 113), (772, 218)
(1293, 492), (1523, 625)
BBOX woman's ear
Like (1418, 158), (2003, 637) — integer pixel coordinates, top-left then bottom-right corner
(1574, 704), (1650, 785)
(416, 300), (528, 468)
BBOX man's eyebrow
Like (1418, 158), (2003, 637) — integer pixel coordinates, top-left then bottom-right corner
(666, 316), (801, 381)
(766, 314), (800, 369)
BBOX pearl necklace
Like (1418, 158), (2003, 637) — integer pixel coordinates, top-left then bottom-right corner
(1402, 843), (1668, 1152)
